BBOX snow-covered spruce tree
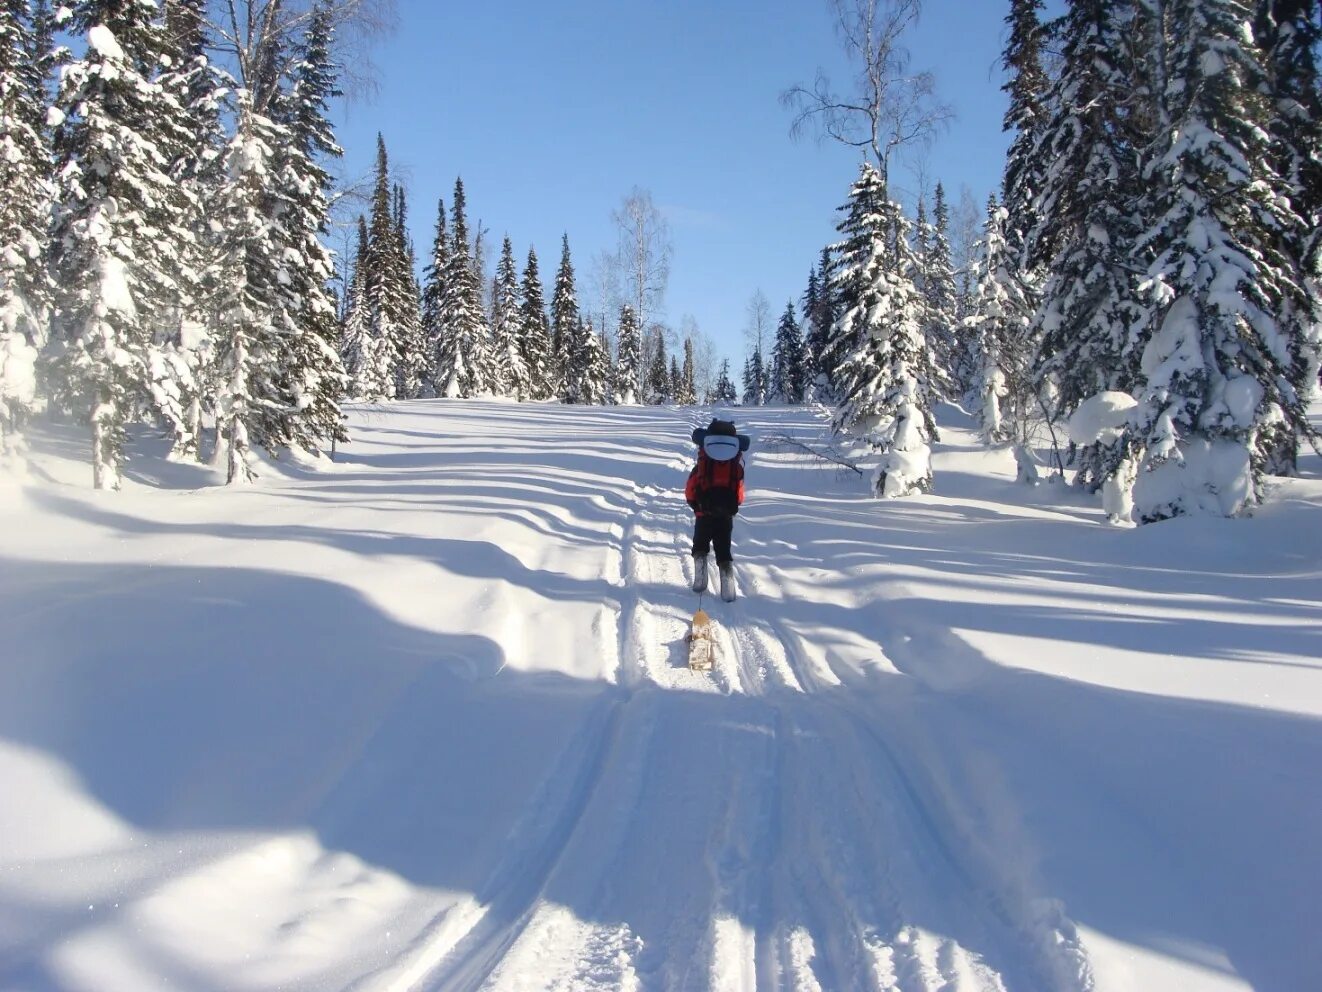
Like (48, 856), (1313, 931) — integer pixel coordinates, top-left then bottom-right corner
(976, 0), (1050, 462)
(800, 268), (824, 399)
(771, 301), (805, 403)
(47, 1), (200, 488)
(613, 303), (640, 404)
(597, 327), (615, 402)
(830, 162), (939, 497)
(1254, 0), (1322, 472)
(1000, 0), (1053, 245)
(1121, 0), (1318, 522)
(156, 0), (231, 459)
(742, 348), (765, 407)
(562, 312), (588, 403)
(339, 216), (374, 397)
(354, 135), (397, 400)
(647, 333), (668, 403)
(551, 233), (578, 399)
(388, 182), (425, 399)
(419, 197), (448, 396)
(519, 247), (553, 399)
(967, 195), (1044, 479)
(926, 183), (962, 400)
(28, 0), (62, 111)
(713, 359), (737, 403)
(680, 336), (697, 405)
(435, 177), (489, 398)
(812, 245), (842, 395)
(1027, 0), (1147, 493)
(668, 356), (683, 404)
(575, 317), (610, 404)
(0, 0), (51, 456)
(469, 227), (497, 392)
(259, 0), (348, 453)
(490, 235), (528, 398)
(362, 147), (422, 403)
(205, 94), (290, 484)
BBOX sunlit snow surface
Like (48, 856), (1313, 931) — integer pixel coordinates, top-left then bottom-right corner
(1, 400), (1319, 991)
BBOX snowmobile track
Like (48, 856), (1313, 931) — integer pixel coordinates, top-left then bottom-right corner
(404, 694), (628, 992)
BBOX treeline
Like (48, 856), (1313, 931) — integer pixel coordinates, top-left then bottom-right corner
(0, 1), (732, 493)
(799, 0), (1320, 521)
(337, 144), (725, 409)
(0, 0), (350, 487)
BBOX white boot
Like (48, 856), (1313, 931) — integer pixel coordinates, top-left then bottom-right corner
(719, 562), (736, 602)
(691, 554), (709, 593)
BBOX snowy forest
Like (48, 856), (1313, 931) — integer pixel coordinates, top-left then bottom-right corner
(0, 0), (1319, 525)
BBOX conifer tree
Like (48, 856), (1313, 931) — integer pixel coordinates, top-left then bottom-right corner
(800, 269), (824, 398)
(491, 236), (528, 398)
(27, 0), (61, 113)
(388, 182), (425, 399)
(0, 0), (51, 454)
(339, 216), (373, 396)
(926, 183), (962, 398)
(47, 0), (200, 487)
(614, 303), (640, 404)
(742, 348), (766, 406)
(155, 0), (230, 457)
(1000, 0), (1052, 242)
(680, 337), (697, 404)
(358, 135), (399, 400)
(811, 245), (843, 397)
(551, 233), (579, 398)
(264, 0), (348, 451)
(668, 356), (682, 404)
(772, 302), (805, 403)
(714, 359), (737, 403)
(575, 317), (609, 404)
(1123, 0), (1316, 521)
(830, 162), (939, 497)
(1028, 0), (1146, 491)
(206, 94), (291, 483)
(647, 333), (669, 403)
(967, 195), (1044, 480)
(597, 327), (615, 401)
(419, 197), (448, 394)
(1255, 0), (1322, 470)
(435, 177), (489, 397)
(519, 246), (553, 398)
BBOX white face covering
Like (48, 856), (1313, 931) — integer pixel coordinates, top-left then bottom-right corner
(702, 434), (740, 461)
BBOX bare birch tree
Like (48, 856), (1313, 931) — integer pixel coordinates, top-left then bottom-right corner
(607, 188), (673, 391)
(782, 0), (952, 186)
(207, 0), (397, 112)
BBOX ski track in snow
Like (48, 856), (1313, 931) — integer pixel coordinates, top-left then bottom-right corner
(11, 402), (1318, 990)
(349, 409), (1088, 992)
(386, 408), (1089, 992)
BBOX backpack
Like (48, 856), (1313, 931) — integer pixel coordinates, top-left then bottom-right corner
(688, 449), (744, 517)
(690, 418), (751, 457)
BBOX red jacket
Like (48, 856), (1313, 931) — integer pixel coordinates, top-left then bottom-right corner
(686, 452), (745, 517)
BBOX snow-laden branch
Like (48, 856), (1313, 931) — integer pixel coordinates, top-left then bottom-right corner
(765, 431), (865, 476)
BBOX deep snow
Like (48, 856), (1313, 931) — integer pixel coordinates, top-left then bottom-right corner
(1, 400), (1319, 992)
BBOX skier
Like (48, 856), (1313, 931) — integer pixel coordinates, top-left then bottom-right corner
(685, 418), (749, 602)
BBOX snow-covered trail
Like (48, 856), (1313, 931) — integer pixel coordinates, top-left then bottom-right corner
(1, 400), (1319, 992)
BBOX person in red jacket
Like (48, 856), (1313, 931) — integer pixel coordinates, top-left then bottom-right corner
(685, 418), (748, 598)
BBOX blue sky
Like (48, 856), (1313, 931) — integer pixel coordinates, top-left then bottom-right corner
(333, 0), (1021, 367)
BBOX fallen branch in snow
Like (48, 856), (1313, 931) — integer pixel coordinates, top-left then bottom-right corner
(765, 432), (865, 476)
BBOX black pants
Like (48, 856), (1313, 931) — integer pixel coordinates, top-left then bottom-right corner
(692, 514), (734, 565)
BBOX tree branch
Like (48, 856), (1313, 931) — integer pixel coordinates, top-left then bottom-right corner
(766, 432), (865, 475)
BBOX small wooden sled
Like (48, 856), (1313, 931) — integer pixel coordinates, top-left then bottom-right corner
(688, 608), (716, 671)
